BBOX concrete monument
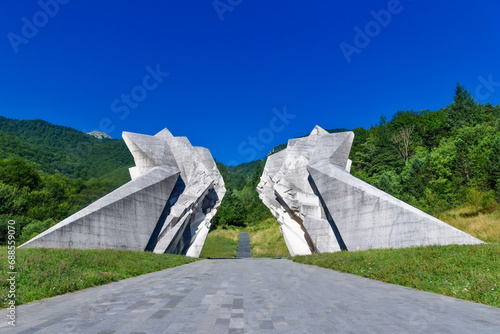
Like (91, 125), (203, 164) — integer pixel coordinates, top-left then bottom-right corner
(257, 126), (483, 256)
(20, 129), (226, 257)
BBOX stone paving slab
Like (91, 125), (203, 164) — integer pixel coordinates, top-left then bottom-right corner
(1, 259), (499, 333)
(237, 233), (251, 258)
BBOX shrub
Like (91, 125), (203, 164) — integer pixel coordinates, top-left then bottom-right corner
(18, 219), (53, 245)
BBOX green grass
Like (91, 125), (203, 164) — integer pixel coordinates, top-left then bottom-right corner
(243, 218), (289, 257)
(438, 208), (500, 243)
(201, 218), (290, 258)
(199, 228), (239, 258)
(0, 247), (198, 308)
(293, 243), (500, 308)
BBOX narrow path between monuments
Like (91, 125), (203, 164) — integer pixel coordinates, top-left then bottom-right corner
(1, 259), (499, 333)
(237, 232), (251, 258)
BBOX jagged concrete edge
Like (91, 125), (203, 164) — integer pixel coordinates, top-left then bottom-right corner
(308, 131), (354, 169)
(123, 131), (178, 177)
(263, 128), (346, 255)
(165, 150), (225, 257)
(152, 178), (214, 253)
(258, 149), (314, 256)
(123, 129), (226, 257)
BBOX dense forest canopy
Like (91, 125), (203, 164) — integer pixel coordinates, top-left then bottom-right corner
(0, 117), (134, 244)
(349, 83), (500, 216)
(0, 82), (499, 244)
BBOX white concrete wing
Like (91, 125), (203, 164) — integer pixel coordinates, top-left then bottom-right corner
(258, 126), (483, 255)
(20, 129), (226, 258)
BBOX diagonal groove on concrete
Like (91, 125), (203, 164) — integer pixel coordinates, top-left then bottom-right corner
(237, 232), (251, 258)
(1, 259), (499, 333)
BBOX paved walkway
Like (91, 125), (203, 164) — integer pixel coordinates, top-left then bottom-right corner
(1, 259), (499, 333)
(237, 233), (251, 258)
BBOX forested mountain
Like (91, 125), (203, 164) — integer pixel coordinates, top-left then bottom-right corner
(0, 117), (134, 244)
(0, 117), (133, 179)
(1, 82), (499, 245)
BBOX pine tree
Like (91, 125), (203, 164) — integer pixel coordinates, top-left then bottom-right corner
(447, 82), (482, 128)
(454, 138), (472, 186)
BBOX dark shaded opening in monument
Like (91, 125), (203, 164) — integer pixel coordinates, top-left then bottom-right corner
(144, 176), (186, 252)
(166, 187), (220, 255)
(308, 175), (348, 251)
(274, 192), (316, 253)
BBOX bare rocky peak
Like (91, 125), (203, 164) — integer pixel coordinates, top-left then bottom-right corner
(87, 131), (111, 139)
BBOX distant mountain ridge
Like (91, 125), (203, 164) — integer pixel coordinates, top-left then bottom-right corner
(0, 116), (133, 180)
(0, 116), (349, 184)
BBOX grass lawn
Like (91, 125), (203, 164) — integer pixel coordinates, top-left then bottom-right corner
(199, 228), (239, 258)
(293, 243), (500, 308)
(439, 208), (500, 243)
(0, 247), (198, 308)
(243, 218), (289, 257)
(200, 218), (289, 258)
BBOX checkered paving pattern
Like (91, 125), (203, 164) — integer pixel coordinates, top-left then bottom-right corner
(1, 259), (499, 333)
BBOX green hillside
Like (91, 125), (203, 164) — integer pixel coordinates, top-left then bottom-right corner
(0, 117), (134, 245)
(0, 117), (133, 179)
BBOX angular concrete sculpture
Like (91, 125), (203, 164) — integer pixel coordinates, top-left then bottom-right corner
(257, 126), (483, 256)
(20, 129), (226, 257)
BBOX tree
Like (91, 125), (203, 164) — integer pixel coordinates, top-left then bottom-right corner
(400, 149), (430, 200)
(391, 125), (414, 165)
(446, 82), (481, 128)
(487, 136), (500, 191)
(18, 219), (54, 244)
(427, 138), (455, 204)
(376, 173), (392, 193)
(0, 184), (28, 215)
(0, 157), (42, 190)
(418, 109), (447, 148)
(212, 190), (246, 227)
(454, 138), (472, 186)
(366, 115), (404, 176)
(483, 103), (498, 124)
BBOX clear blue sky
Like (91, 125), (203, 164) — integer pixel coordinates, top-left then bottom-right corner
(1, 1), (499, 165)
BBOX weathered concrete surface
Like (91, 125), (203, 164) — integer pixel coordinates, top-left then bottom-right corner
(257, 127), (344, 256)
(258, 126), (483, 255)
(19, 166), (180, 250)
(257, 150), (313, 256)
(147, 130), (226, 257)
(20, 129), (225, 257)
(308, 162), (483, 251)
(1, 259), (499, 333)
